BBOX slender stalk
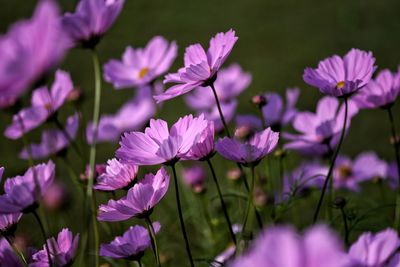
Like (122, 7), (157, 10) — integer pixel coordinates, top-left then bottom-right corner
(53, 117), (84, 159)
(87, 49), (102, 267)
(206, 158), (236, 245)
(209, 83), (231, 137)
(170, 164), (194, 267)
(32, 210), (53, 267)
(144, 216), (161, 267)
(340, 207), (349, 246)
(242, 166), (256, 233)
(313, 97), (349, 223)
(199, 193), (215, 241)
(2, 234), (28, 266)
(387, 108), (400, 230)
(137, 260), (143, 267)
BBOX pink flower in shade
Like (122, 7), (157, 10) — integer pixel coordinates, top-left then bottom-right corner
(62, 0), (124, 47)
(98, 167), (169, 221)
(353, 68), (400, 109)
(19, 113), (79, 160)
(0, 96), (17, 110)
(116, 114), (209, 165)
(0, 0), (68, 100)
(216, 127), (279, 166)
(4, 70), (74, 140)
(154, 29), (238, 103)
(183, 121), (215, 160)
(104, 36), (178, 88)
(303, 48), (376, 97)
(94, 158), (139, 191)
(0, 238), (23, 267)
(0, 161), (55, 214)
(100, 222), (160, 260)
(184, 63), (251, 110)
(0, 213), (22, 233)
(30, 228), (79, 267)
(86, 86), (156, 144)
(181, 165), (207, 193)
(387, 161), (399, 189)
(42, 182), (69, 212)
(348, 228), (400, 267)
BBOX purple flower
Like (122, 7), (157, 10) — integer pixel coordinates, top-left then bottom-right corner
(333, 152), (387, 191)
(353, 68), (400, 109)
(184, 63), (251, 110)
(19, 113), (79, 160)
(216, 127), (279, 166)
(0, 167), (3, 181)
(0, 0), (68, 99)
(348, 228), (400, 267)
(262, 88), (300, 131)
(0, 213), (22, 233)
(104, 36), (177, 88)
(5, 70), (74, 140)
(229, 225), (350, 267)
(100, 222), (160, 260)
(202, 101), (237, 133)
(116, 114), (208, 165)
(30, 228), (79, 267)
(42, 182), (69, 212)
(94, 158), (139, 191)
(181, 165), (206, 193)
(387, 161), (399, 189)
(0, 238), (23, 267)
(154, 29), (238, 103)
(0, 161), (55, 213)
(0, 96), (17, 110)
(86, 86), (156, 144)
(213, 245), (235, 266)
(284, 96), (359, 156)
(98, 167), (169, 221)
(303, 48), (376, 97)
(62, 0), (124, 47)
(183, 121), (215, 160)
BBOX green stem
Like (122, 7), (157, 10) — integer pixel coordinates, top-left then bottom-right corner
(340, 207), (349, 246)
(313, 97), (348, 223)
(209, 83), (231, 137)
(137, 260), (143, 267)
(144, 216), (161, 267)
(32, 210), (53, 267)
(170, 164), (194, 267)
(2, 234), (28, 266)
(87, 49), (102, 267)
(53, 117), (84, 160)
(242, 166), (256, 233)
(387, 108), (400, 230)
(206, 158), (236, 245)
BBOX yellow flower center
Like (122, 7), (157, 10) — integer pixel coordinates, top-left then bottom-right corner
(338, 165), (352, 180)
(44, 103), (52, 111)
(138, 67), (149, 79)
(337, 81), (345, 89)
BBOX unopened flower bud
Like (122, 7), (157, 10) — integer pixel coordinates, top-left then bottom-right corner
(227, 168), (242, 181)
(252, 94), (267, 108)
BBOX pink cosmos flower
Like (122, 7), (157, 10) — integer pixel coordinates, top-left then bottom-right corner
(0, 213), (22, 233)
(216, 127), (279, 166)
(30, 228), (79, 267)
(0, 161), (55, 213)
(42, 182), (69, 212)
(116, 114), (208, 165)
(202, 100), (237, 132)
(104, 36), (177, 88)
(0, 0), (68, 99)
(181, 165), (207, 193)
(183, 121), (215, 160)
(94, 158), (139, 191)
(5, 70), (74, 140)
(0, 238), (23, 267)
(154, 29), (238, 103)
(19, 113), (79, 160)
(303, 48), (376, 97)
(98, 167), (169, 221)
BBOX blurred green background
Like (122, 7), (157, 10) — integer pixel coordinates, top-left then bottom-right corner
(1, 0), (400, 266)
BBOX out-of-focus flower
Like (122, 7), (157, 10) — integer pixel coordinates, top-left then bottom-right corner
(348, 228), (400, 267)
(80, 164), (107, 182)
(0, 96), (17, 110)
(0, 161), (55, 214)
(87, 86), (156, 144)
(226, 168), (242, 181)
(0, 212), (22, 234)
(183, 121), (215, 160)
(262, 88), (300, 131)
(42, 182), (69, 212)
(30, 228), (79, 267)
(303, 48), (376, 97)
(216, 128), (279, 166)
(201, 101), (237, 133)
(19, 113), (79, 160)
(228, 225), (350, 267)
(5, 70), (74, 140)
(181, 165), (206, 193)
(94, 158), (138, 191)
(98, 167), (169, 221)
(333, 152), (387, 191)
(184, 64), (251, 110)
(0, 0), (68, 100)
(354, 68), (400, 109)
(387, 161), (399, 189)
(104, 36), (177, 88)
(0, 167), (3, 180)
(62, 0), (124, 47)
(212, 245), (235, 267)
(100, 222), (160, 260)
(116, 115), (208, 165)
(154, 29), (238, 103)
(0, 238), (23, 267)
(284, 96), (358, 156)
